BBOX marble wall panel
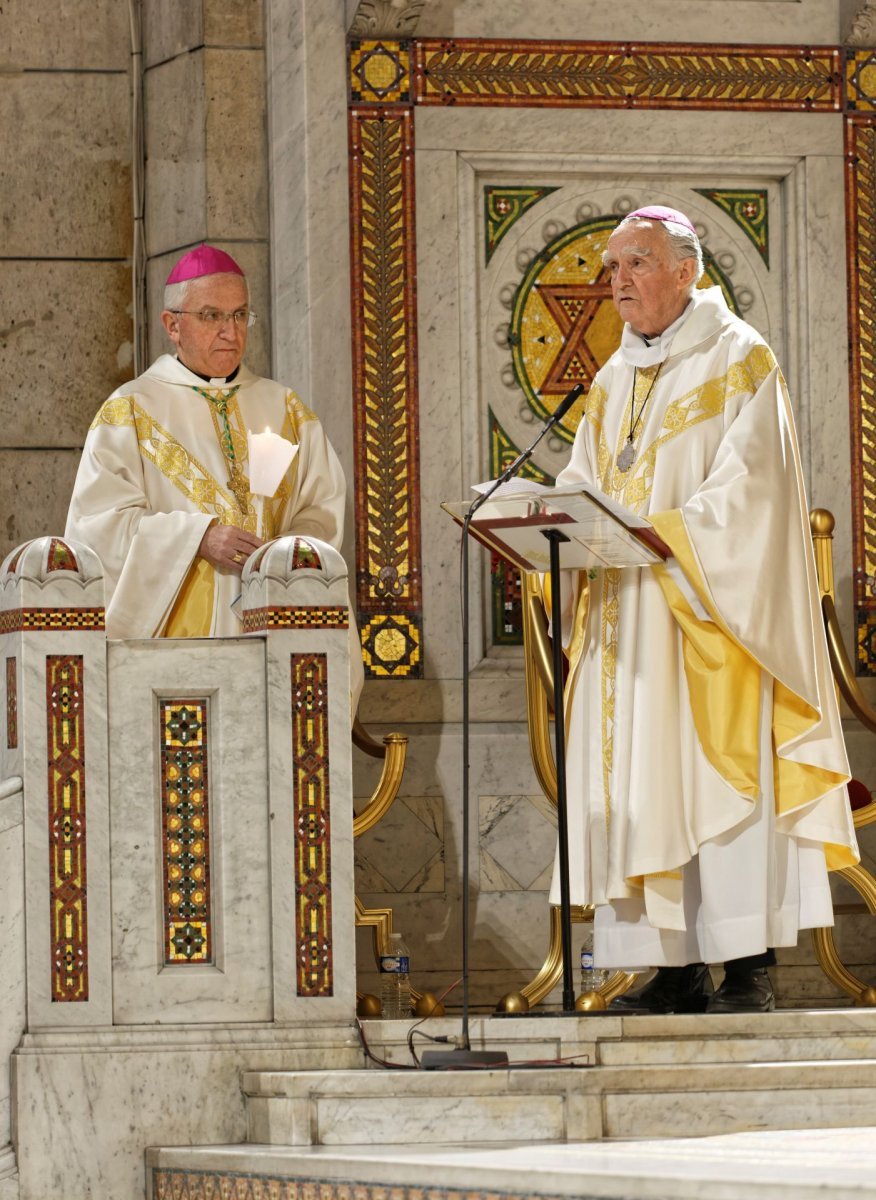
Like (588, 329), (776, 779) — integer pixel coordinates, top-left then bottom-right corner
(0, 0), (129, 70)
(204, 50), (269, 240)
(358, 672), (530, 726)
(354, 721), (558, 1003)
(416, 148), (468, 681)
(267, 0), (355, 498)
(415, 109), (842, 159)
(263, 630), (357, 1021)
(0, 73), (131, 259)
(146, 241), (271, 379)
(411, 0), (843, 43)
(144, 52), (208, 255)
(355, 796), (444, 893)
(0, 796), (24, 1150)
(0, 261), (134, 448)
(0, 451), (82, 560)
(107, 639), (273, 1024)
(13, 1027), (360, 1200)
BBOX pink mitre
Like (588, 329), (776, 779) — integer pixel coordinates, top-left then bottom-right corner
(625, 205), (697, 235)
(166, 243), (244, 284)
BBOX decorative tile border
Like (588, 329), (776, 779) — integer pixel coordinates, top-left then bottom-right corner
(242, 606), (349, 633)
(159, 701), (212, 965)
(348, 101), (423, 678)
(153, 1167), (574, 1200)
(291, 653), (333, 996)
(347, 35), (876, 674)
(5, 656), (16, 750)
(46, 655), (88, 1002)
(846, 115), (876, 671)
(0, 608), (105, 634)
(413, 39), (843, 110)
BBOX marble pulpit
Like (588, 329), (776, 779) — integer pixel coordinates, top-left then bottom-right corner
(0, 534), (362, 1200)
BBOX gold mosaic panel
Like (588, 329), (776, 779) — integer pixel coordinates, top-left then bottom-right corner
(350, 38), (412, 103)
(349, 103), (423, 678)
(847, 50), (876, 112)
(414, 40), (842, 110)
(846, 116), (876, 673)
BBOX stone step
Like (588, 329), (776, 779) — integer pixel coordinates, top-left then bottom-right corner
(358, 1008), (876, 1072)
(241, 1055), (876, 1146)
(145, 1127), (876, 1200)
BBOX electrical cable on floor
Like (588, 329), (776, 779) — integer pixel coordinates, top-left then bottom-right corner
(356, 973), (593, 1071)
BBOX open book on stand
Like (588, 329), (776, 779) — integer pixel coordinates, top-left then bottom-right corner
(441, 480), (668, 572)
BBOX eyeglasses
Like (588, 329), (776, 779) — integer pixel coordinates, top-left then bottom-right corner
(170, 308), (257, 328)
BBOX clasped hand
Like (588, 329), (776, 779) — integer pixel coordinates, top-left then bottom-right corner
(198, 523), (264, 574)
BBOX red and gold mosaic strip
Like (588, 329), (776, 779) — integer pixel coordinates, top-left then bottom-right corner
(6, 657), (17, 750)
(153, 1168), (568, 1200)
(46, 655), (88, 1002)
(160, 701), (212, 964)
(414, 39), (842, 110)
(349, 103), (423, 678)
(291, 653), (333, 997)
(46, 538), (79, 573)
(242, 606), (349, 633)
(0, 608), (105, 635)
(846, 115), (876, 673)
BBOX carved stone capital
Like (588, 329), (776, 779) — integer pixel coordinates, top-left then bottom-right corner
(847, 1), (876, 47)
(349, 0), (428, 38)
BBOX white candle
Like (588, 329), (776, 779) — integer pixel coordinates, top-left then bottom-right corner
(247, 426), (298, 497)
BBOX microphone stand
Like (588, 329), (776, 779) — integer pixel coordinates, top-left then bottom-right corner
(421, 384), (583, 1069)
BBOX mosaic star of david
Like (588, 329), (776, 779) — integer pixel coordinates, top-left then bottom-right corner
(534, 269), (614, 395)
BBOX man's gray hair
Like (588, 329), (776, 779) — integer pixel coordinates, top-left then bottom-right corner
(163, 280), (191, 312)
(616, 214), (705, 286)
(162, 273), (250, 313)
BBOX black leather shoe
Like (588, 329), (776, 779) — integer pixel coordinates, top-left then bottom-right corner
(706, 967), (775, 1013)
(609, 964), (714, 1014)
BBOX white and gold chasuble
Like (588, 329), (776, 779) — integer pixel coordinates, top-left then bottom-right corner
(66, 354), (348, 641)
(552, 288), (858, 967)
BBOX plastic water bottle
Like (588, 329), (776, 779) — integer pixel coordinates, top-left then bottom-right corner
(379, 933), (411, 1018)
(580, 924), (610, 993)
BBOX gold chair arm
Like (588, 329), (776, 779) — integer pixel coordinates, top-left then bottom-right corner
(822, 594), (876, 737)
(352, 721), (408, 839)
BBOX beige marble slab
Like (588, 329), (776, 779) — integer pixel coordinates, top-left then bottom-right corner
(146, 1123), (876, 1200)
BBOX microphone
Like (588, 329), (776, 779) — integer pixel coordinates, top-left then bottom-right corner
(549, 381), (584, 427)
(474, 382), (584, 513)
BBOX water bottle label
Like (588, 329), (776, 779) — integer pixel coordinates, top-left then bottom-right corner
(379, 955), (409, 974)
(581, 951), (594, 970)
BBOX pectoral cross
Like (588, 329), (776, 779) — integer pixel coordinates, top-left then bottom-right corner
(227, 464), (250, 511)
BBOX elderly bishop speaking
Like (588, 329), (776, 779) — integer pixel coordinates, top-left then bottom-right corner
(552, 206), (858, 1013)
(67, 245), (362, 697)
